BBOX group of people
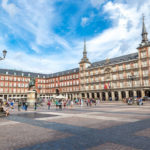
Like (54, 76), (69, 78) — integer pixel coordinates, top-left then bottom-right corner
(18, 101), (38, 111)
(46, 98), (98, 110)
(0, 100), (12, 116)
(123, 97), (143, 105)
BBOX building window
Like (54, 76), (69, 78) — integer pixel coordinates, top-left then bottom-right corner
(1, 76), (4, 80)
(141, 52), (147, 58)
(144, 80), (149, 86)
(119, 65), (123, 70)
(90, 71), (93, 76)
(143, 70), (148, 76)
(126, 64), (130, 69)
(119, 74), (123, 79)
(142, 61), (147, 67)
(133, 63), (138, 68)
(95, 70), (98, 74)
(96, 85), (99, 89)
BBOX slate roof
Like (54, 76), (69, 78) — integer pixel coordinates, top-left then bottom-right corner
(0, 68), (79, 78)
(0, 52), (138, 78)
(90, 52), (138, 68)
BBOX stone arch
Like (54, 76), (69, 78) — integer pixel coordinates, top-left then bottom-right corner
(129, 91), (133, 97)
(102, 92), (106, 101)
(121, 91), (126, 99)
(137, 91), (141, 98)
(114, 91), (119, 101)
(145, 90), (150, 97)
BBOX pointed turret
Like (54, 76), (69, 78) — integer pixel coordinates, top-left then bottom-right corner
(141, 15), (148, 44)
(79, 39), (91, 71)
(79, 39), (90, 64)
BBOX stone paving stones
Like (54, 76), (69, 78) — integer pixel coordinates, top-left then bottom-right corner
(12, 112), (58, 119)
(88, 143), (141, 150)
(0, 123), (71, 150)
(0, 102), (150, 150)
(135, 128), (150, 137)
(47, 116), (124, 129)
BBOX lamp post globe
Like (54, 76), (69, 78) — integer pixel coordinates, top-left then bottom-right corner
(3, 49), (7, 58)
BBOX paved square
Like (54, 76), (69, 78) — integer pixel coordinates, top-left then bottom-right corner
(0, 102), (150, 150)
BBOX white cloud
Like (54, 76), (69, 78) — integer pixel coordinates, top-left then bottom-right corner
(1, 0), (150, 73)
(81, 17), (89, 27)
(85, 1), (150, 62)
(1, 0), (18, 16)
(30, 44), (40, 53)
(1, 0), (71, 51)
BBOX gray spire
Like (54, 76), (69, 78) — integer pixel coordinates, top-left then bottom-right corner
(142, 15), (148, 43)
(83, 39), (87, 59)
(79, 39), (90, 64)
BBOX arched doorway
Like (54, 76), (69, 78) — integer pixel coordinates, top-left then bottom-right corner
(102, 92), (106, 101)
(97, 93), (100, 99)
(87, 93), (89, 98)
(137, 91), (141, 98)
(129, 91), (133, 97)
(114, 91), (119, 101)
(92, 93), (95, 99)
(82, 93), (85, 98)
(145, 90), (150, 97)
(108, 91), (112, 101)
(121, 91), (126, 99)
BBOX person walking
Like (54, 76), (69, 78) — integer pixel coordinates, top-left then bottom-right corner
(34, 102), (37, 111)
(18, 101), (21, 111)
(47, 101), (51, 110)
(25, 102), (28, 111)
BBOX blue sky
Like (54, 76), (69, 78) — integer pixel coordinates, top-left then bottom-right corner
(0, 0), (150, 73)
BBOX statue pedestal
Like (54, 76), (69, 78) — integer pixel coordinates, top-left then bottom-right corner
(27, 91), (37, 106)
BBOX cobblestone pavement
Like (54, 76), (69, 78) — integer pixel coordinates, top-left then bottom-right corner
(0, 102), (150, 150)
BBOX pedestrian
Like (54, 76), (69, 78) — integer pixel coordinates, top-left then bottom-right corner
(86, 100), (89, 107)
(34, 102), (37, 111)
(18, 101), (21, 111)
(63, 100), (66, 109)
(10, 101), (14, 109)
(70, 100), (74, 108)
(25, 102), (28, 111)
(81, 99), (84, 107)
(47, 101), (51, 110)
(58, 100), (62, 110)
(55, 100), (59, 110)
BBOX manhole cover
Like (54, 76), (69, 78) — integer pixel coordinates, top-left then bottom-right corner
(13, 113), (58, 119)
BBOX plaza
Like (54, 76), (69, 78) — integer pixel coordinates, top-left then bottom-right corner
(0, 101), (150, 150)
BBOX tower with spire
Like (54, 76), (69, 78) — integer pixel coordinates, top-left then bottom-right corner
(141, 15), (148, 44)
(139, 15), (150, 48)
(79, 39), (91, 70)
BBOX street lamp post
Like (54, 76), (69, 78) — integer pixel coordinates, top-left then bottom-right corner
(0, 49), (7, 60)
(0, 50), (7, 116)
(128, 73), (136, 99)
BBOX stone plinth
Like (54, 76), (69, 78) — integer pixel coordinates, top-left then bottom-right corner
(27, 91), (37, 106)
